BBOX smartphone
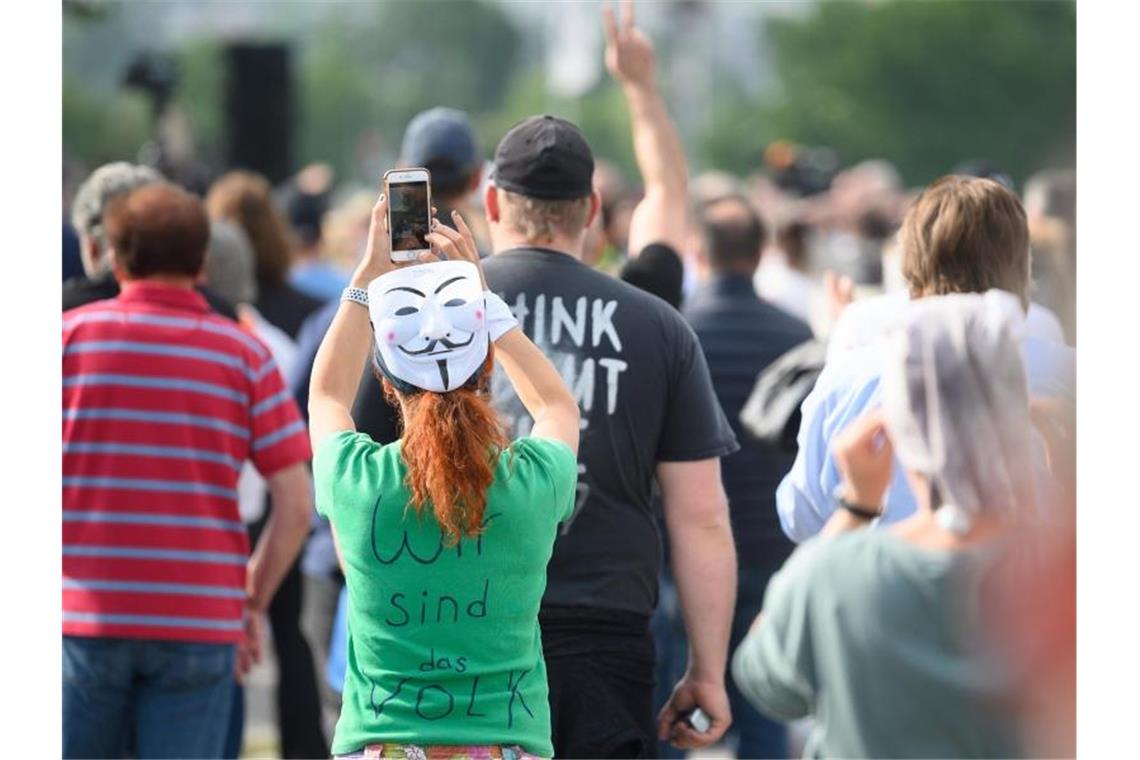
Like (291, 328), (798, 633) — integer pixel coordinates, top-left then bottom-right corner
(680, 707), (711, 734)
(384, 168), (433, 263)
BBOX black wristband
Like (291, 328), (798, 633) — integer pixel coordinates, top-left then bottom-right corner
(839, 497), (882, 521)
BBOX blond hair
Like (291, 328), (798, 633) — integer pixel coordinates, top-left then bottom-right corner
(498, 189), (590, 244)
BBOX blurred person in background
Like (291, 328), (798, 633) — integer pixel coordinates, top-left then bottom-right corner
(592, 158), (638, 273)
(284, 163), (349, 302)
(733, 291), (1035, 758)
(64, 161), (238, 320)
(986, 395), (1075, 756)
(205, 169), (328, 759)
(207, 170), (324, 339)
(62, 183), (313, 759)
(828, 166), (1068, 359)
(753, 221), (819, 327)
(808, 158), (903, 290)
(778, 176), (1076, 543)
(479, 4), (739, 755)
(1023, 168), (1076, 344)
(63, 160), (84, 280)
(399, 106), (489, 252)
(201, 219), (310, 757)
(287, 191), (388, 741)
(321, 190), (377, 274)
(63, 220), (83, 281)
(307, 194), (580, 759)
(665, 194), (812, 759)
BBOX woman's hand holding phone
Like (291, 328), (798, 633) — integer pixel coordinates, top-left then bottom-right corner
(351, 191), (442, 289)
(424, 209), (488, 289)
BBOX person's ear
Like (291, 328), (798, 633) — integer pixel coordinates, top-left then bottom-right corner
(484, 185), (501, 223)
(108, 247), (129, 283)
(79, 235), (100, 275)
(585, 190), (602, 230)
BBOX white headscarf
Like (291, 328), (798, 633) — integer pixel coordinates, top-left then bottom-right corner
(880, 290), (1036, 527)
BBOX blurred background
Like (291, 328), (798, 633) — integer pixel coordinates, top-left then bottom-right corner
(63, 0), (1074, 195)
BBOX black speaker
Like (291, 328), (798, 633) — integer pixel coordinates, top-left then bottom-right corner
(224, 43), (293, 184)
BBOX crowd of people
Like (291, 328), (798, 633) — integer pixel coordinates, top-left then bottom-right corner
(62, 2), (1076, 758)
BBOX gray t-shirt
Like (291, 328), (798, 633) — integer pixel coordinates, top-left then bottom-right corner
(483, 247), (738, 618)
(732, 531), (1024, 758)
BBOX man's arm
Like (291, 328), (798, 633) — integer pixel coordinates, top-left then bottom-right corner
(236, 461), (312, 680)
(248, 462), (313, 612)
(604, 0), (689, 256)
(657, 457), (736, 749)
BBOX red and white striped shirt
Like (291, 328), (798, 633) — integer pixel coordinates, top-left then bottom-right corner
(62, 282), (312, 644)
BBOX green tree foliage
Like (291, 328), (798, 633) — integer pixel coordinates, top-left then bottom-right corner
(708, 0), (1075, 186)
(297, 0), (521, 178)
(62, 78), (151, 169)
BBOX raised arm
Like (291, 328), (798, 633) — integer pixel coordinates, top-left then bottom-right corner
(604, 0), (689, 255)
(494, 328), (580, 453)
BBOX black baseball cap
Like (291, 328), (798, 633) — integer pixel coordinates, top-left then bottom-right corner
(492, 115), (594, 200)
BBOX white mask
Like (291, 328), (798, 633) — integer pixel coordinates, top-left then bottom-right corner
(368, 261), (488, 393)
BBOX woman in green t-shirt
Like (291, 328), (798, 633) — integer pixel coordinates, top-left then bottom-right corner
(308, 194), (580, 760)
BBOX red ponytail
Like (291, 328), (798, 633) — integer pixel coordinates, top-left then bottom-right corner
(383, 351), (508, 543)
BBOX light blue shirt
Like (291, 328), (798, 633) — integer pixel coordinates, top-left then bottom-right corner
(289, 260), (349, 303)
(776, 336), (1076, 542)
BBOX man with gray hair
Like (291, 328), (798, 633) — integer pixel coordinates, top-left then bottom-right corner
(63, 161), (239, 320)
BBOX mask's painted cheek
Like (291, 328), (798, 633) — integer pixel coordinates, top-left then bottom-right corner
(379, 316), (421, 346)
(446, 300), (484, 333)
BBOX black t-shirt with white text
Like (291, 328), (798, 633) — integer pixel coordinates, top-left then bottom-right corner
(483, 247), (738, 617)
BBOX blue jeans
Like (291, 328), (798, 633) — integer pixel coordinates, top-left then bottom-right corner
(652, 569), (788, 759)
(63, 636), (236, 759)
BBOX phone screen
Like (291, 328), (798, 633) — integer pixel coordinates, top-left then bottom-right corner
(388, 181), (430, 251)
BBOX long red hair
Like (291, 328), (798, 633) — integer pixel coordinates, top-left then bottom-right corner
(382, 350), (508, 543)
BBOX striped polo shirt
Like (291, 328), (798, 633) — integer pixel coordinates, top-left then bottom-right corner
(62, 282), (312, 644)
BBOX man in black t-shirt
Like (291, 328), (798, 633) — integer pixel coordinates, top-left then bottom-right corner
(479, 5), (739, 757)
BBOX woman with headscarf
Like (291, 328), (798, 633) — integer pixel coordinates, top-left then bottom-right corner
(731, 290), (1038, 758)
(308, 193), (579, 760)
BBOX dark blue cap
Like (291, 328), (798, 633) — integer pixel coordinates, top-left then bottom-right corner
(400, 107), (481, 189)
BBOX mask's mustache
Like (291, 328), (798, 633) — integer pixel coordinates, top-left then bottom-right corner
(396, 332), (475, 356)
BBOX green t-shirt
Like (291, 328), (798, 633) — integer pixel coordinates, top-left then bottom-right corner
(314, 431), (577, 757)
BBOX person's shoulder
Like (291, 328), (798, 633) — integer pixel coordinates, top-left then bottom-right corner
(62, 277), (115, 313)
(63, 295), (119, 321)
(315, 429), (388, 470)
(295, 299), (341, 352)
(508, 437), (577, 471)
(1021, 336), (1076, 397)
(815, 342), (885, 401)
(776, 531), (886, 591)
(755, 299), (814, 342)
(1025, 302), (1066, 345)
(197, 311), (276, 365)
